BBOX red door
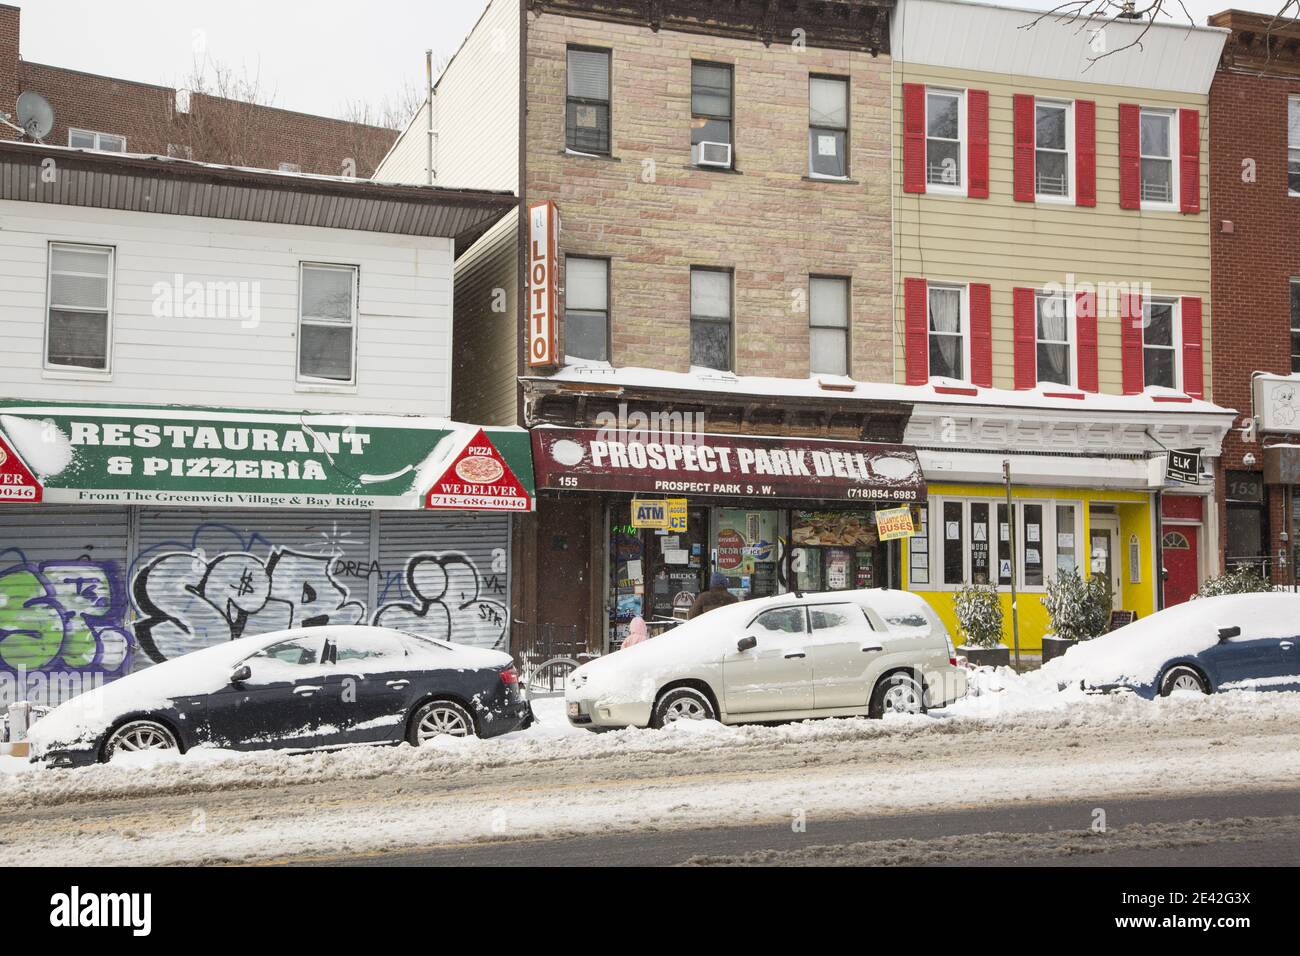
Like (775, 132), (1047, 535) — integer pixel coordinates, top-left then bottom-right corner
(1162, 525), (1199, 607)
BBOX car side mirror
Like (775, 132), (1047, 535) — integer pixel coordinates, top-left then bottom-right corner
(230, 663), (252, 684)
(1217, 626), (1241, 642)
(737, 635), (757, 652)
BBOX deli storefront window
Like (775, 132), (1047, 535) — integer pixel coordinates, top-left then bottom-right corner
(791, 510), (892, 593)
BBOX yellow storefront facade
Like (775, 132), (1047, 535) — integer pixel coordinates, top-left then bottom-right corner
(888, 0), (1236, 648)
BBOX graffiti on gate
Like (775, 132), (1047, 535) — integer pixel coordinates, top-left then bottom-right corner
(0, 548), (133, 680)
(128, 524), (509, 661)
(372, 551), (509, 649)
(132, 547), (367, 662)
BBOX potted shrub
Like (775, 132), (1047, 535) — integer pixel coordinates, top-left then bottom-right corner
(1194, 566), (1274, 598)
(953, 582), (1009, 667)
(1041, 569), (1111, 662)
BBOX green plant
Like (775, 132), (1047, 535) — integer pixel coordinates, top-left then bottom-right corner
(953, 583), (1003, 648)
(1042, 569), (1111, 642)
(1195, 566), (1274, 598)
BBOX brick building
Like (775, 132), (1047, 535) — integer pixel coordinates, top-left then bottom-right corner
(380, 0), (922, 655)
(1208, 9), (1300, 585)
(0, 3), (395, 175)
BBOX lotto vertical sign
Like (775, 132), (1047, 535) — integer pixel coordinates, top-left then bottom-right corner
(528, 200), (559, 368)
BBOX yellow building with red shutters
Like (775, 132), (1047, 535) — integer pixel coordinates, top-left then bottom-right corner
(888, 0), (1236, 651)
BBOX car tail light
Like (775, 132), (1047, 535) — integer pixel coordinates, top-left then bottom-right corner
(499, 666), (519, 685)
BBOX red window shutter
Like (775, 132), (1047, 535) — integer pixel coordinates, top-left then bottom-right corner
(1075, 291), (1098, 392)
(970, 283), (992, 386)
(1181, 296), (1204, 397)
(1121, 292), (1144, 394)
(1118, 103), (1141, 210)
(903, 84), (927, 194)
(1179, 108), (1201, 214)
(968, 90), (990, 199)
(1013, 94), (1035, 202)
(1013, 286), (1037, 390)
(1075, 100), (1096, 207)
(904, 277), (929, 384)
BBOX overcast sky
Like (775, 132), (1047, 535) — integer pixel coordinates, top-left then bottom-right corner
(11, 0), (1289, 123)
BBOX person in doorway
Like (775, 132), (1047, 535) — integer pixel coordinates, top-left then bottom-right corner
(688, 572), (739, 619)
(621, 616), (650, 649)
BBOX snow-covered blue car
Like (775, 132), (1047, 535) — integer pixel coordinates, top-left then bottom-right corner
(1045, 593), (1300, 699)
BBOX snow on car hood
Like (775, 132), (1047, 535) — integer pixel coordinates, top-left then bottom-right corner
(1041, 593), (1300, 688)
(27, 635), (270, 753)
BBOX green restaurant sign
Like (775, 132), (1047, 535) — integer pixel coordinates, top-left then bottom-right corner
(0, 400), (535, 511)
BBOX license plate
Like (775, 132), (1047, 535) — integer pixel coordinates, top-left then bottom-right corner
(567, 701), (580, 718)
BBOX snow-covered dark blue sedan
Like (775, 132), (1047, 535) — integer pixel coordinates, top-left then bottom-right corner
(28, 626), (532, 767)
(1048, 593), (1300, 699)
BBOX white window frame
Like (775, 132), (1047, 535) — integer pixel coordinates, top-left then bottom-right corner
(1034, 99), (1074, 203)
(1289, 95), (1300, 199)
(926, 282), (969, 383)
(924, 88), (966, 195)
(44, 241), (114, 377)
(1139, 107), (1179, 212)
(1142, 295), (1182, 392)
(809, 275), (850, 376)
(296, 262), (360, 388)
(68, 128), (126, 152)
(1034, 290), (1075, 388)
(916, 495), (1082, 594)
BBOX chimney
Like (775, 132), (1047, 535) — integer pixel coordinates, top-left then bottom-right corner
(0, 4), (19, 141)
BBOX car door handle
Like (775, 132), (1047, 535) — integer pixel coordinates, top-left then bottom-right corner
(861, 645), (884, 653)
(386, 679), (410, 688)
(784, 652), (806, 659)
(293, 685), (322, 696)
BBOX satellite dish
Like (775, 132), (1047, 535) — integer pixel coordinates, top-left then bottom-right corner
(16, 91), (54, 141)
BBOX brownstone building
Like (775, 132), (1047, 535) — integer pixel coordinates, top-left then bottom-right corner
(0, 3), (395, 175)
(380, 0), (916, 654)
(1208, 9), (1300, 584)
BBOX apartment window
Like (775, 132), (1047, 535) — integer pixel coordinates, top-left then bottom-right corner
(690, 267), (732, 371)
(1290, 96), (1300, 196)
(68, 129), (125, 152)
(925, 90), (962, 188)
(278, 162), (302, 173)
(566, 47), (611, 155)
(1035, 291), (1071, 386)
(564, 256), (609, 362)
(1143, 297), (1178, 390)
(691, 62), (733, 165)
(809, 276), (849, 376)
(1291, 279), (1300, 373)
(1139, 109), (1174, 204)
(298, 263), (358, 384)
(1035, 101), (1070, 198)
(46, 243), (113, 371)
(928, 284), (964, 380)
(809, 76), (848, 178)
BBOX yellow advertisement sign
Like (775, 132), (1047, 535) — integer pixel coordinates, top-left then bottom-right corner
(631, 497), (688, 531)
(875, 506), (915, 541)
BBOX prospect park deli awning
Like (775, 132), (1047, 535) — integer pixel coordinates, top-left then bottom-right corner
(0, 401), (534, 511)
(531, 426), (926, 504)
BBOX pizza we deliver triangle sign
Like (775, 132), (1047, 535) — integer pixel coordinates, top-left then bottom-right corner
(425, 429), (531, 512)
(0, 431), (42, 502)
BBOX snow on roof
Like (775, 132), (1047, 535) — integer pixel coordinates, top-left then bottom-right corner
(535, 362), (1238, 419)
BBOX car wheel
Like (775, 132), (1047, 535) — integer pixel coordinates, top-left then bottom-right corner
(408, 700), (477, 745)
(102, 719), (180, 761)
(651, 686), (716, 728)
(1160, 666), (1209, 697)
(869, 673), (926, 718)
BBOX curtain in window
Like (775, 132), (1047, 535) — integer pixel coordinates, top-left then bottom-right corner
(929, 289), (961, 376)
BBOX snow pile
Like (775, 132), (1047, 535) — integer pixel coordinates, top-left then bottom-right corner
(0, 415), (74, 477)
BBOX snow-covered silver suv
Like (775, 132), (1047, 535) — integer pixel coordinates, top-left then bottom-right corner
(566, 588), (967, 730)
